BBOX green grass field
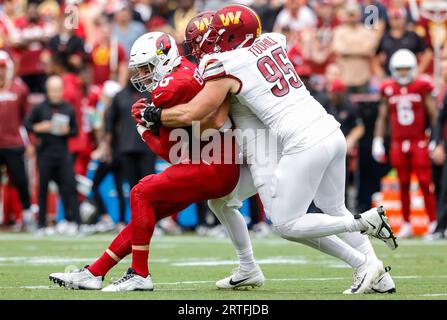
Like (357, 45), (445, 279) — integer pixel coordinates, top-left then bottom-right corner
(0, 232), (446, 300)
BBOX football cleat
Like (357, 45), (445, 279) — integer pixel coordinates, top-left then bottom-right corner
(216, 265), (265, 289)
(102, 268), (154, 292)
(49, 266), (103, 290)
(343, 256), (384, 294)
(365, 266), (396, 294)
(356, 206), (398, 250)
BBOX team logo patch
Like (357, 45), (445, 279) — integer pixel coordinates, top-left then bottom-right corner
(156, 34), (171, 55)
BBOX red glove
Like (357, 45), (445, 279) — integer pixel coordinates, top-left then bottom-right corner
(131, 98), (148, 126)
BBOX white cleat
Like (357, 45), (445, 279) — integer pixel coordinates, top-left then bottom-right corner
(343, 256), (385, 294)
(396, 222), (412, 239)
(49, 266), (103, 290)
(357, 206), (398, 250)
(216, 265), (265, 289)
(365, 266), (396, 294)
(102, 268), (154, 292)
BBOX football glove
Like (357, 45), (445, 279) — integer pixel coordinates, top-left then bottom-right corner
(142, 104), (162, 126)
(131, 98), (149, 126)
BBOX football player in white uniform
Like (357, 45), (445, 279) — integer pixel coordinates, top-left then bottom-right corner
(143, 5), (398, 294)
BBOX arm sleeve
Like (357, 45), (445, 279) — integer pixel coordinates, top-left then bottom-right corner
(141, 130), (171, 162)
(202, 58), (227, 81)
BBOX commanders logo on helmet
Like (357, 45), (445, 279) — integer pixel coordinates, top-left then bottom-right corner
(156, 34), (172, 55)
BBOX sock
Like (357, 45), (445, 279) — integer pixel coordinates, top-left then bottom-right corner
(237, 247), (256, 271)
(130, 186), (155, 277)
(131, 248), (149, 277)
(88, 223), (133, 277)
(338, 232), (378, 261)
(207, 199), (257, 271)
(297, 236), (366, 269)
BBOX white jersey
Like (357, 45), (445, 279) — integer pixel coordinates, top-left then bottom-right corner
(199, 32), (340, 154)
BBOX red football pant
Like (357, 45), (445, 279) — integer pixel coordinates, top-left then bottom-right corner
(90, 161), (239, 278)
(390, 140), (437, 222)
(130, 161), (239, 277)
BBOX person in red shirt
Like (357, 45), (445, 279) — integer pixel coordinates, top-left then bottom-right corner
(0, 50), (34, 229)
(11, 2), (53, 93)
(89, 17), (128, 86)
(49, 32), (239, 291)
(373, 49), (438, 238)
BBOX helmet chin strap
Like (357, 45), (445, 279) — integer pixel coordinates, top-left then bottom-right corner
(200, 29), (213, 49)
(237, 34), (254, 49)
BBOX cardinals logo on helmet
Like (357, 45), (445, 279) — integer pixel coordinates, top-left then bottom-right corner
(156, 34), (171, 55)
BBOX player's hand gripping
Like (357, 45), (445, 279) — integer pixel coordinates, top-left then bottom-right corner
(131, 98), (149, 126)
(131, 98), (162, 127)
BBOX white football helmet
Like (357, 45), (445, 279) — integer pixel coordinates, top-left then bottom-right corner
(389, 49), (417, 85)
(128, 32), (181, 92)
(0, 50), (14, 81)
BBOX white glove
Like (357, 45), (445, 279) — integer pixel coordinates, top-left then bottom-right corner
(372, 137), (386, 163)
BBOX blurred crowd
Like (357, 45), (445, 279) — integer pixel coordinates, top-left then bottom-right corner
(1, 0), (447, 239)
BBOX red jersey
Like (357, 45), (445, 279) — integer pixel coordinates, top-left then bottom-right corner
(381, 78), (433, 142)
(142, 58), (204, 162)
(0, 78), (30, 148)
(90, 42), (127, 85)
(13, 18), (47, 76)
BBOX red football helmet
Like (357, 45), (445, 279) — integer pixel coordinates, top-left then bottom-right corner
(184, 10), (215, 60)
(201, 4), (262, 54)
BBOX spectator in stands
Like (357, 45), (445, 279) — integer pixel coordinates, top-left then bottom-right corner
(11, 2), (55, 93)
(25, 75), (81, 236)
(0, 0), (19, 50)
(112, 2), (147, 55)
(0, 50), (34, 231)
(89, 16), (128, 86)
(299, 0), (339, 76)
(171, 0), (196, 43)
(273, 0), (317, 35)
(373, 6), (432, 78)
(332, 1), (379, 93)
(145, 0), (177, 34)
(104, 80), (156, 189)
(46, 14), (87, 74)
(251, 0), (283, 33)
(133, 0), (153, 24)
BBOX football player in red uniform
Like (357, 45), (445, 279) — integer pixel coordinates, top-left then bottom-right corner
(49, 32), (240, 291)
(373, 49), (438, 238)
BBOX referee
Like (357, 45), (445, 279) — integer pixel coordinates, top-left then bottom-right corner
(25, 75), (81, 235)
